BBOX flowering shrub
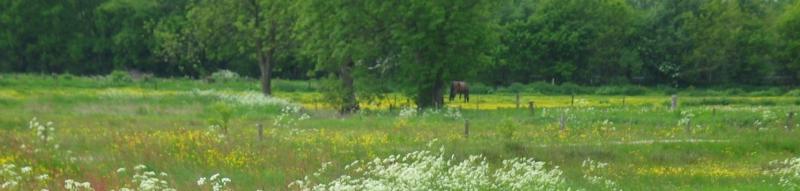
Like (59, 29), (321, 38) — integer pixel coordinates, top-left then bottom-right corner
(274, 105), (310, 128)
(289, 148), (568, 191)
(197, 173), (232, 191)
(766, 157), (800, 190)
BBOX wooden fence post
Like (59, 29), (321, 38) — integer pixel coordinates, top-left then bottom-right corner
(622, 96), (626, 106)
(787, 112), (795, 131)
(671, 95), (678, 111)
(528, 101), (535, 114)
(475, 95), (479, 110)
(464, 119), (470, 138)
(571, 95), (575, 107)
(257, 123), (264, 141)
(516, 93), (520, 109)
(685, 119), (691, 133)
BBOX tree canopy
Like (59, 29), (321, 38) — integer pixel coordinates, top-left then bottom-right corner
(2, 0), (800, 109)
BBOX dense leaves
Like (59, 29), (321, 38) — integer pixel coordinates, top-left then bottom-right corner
(2, 0), (800, 108)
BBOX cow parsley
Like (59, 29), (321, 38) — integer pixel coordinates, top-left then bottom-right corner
(290, 148), (569, 191)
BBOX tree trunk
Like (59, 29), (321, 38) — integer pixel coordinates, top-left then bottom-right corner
(417, 67), (445, 109)
(339, 58), (359, 114)
(258, 51), (272, 96)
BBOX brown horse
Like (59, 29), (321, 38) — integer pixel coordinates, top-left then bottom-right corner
(449, 81), (469, 103)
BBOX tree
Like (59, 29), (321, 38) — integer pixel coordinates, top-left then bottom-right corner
(295, 0), (389, 113)
(154, 0), (294, 95)
(499, 0), (637, 85)
(387, 0), (501, 108)
(777, 1), (800, 83)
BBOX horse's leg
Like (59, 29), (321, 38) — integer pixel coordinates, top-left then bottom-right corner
(465, 91), (469, 103)
(449, 87), (455, 102)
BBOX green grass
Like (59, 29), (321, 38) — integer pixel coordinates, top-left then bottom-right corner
(1, 74), (799, 190)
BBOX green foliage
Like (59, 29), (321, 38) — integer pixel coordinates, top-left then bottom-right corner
(108, 70), (132, 84)
(2, 0), (800, 93)
(209, 70), (240, 83)
(498, 118), (518, 139)
(594, 85), (648, 96)
(208, 102), (234, 133)
(469, 83), (494, 94)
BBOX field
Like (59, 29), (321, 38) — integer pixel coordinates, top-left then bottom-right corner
(2, 74), (800, 190)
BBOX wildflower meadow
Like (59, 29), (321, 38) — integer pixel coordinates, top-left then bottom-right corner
(1, 74), (800, 190)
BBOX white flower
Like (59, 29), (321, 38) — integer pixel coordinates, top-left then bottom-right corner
(197, 177), (206, 186)
(20, 166), (32, 173)
(116, 168), (126, 173)
(1, 181), (18, 189)
(209, 173), (220, 181)
(134, 164), (146, 170)
(36, 174), (49, 181)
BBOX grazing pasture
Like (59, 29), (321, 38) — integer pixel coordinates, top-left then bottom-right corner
(1, 74), (800, 190)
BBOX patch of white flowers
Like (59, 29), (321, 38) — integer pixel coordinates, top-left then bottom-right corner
(398, 107), (417, 118)
(598, 119), (616, 131)
(1, 164), (50, 190)
(755, 110), (776, 129)
(64, 179), (94, 191)
(582, 158), (621, 191)
(274, 105), (310, 128)
(289, 148), (569, 191)
(192, 89), (295, 107)
(209, 69), (240, 82)
(1, 164), (21, 189)
(677, 111), (694, 127)
(197, 173), (231, 191)
(443, 107), (463, 119)
(206, 124), (227, 140)
(765, 157), (800, 190)
(29, 117), (55, 144)
(109, 164), (177, 191)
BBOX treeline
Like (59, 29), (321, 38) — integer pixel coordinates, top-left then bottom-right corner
(2, 0), (800, 110)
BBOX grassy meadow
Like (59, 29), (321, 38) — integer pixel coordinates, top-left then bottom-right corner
(2, 74), (800, 190)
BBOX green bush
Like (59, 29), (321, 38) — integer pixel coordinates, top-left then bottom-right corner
(209, 69), (240, 82)
(785, 89), (800, 96)
(594, 85), (647, 95)
(747, 87), (783, 96)
(273, 80), (316, 92)
(498, 118), (518, 139)
(107, 70), (132, 84)
(469, 82), (493, 94)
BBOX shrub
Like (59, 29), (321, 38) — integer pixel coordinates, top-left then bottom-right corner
(499, 118), (518, 139)
(525, 82), (560, 94)
(594, 85), (647, 95)
(748, 87), (783, 96)
(107, 70), (132, 84)
(273, 80), (316, 92)
(209, 69), (240, 82)
(785, 89), (800, 96)
(469, 82), (493, 94)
